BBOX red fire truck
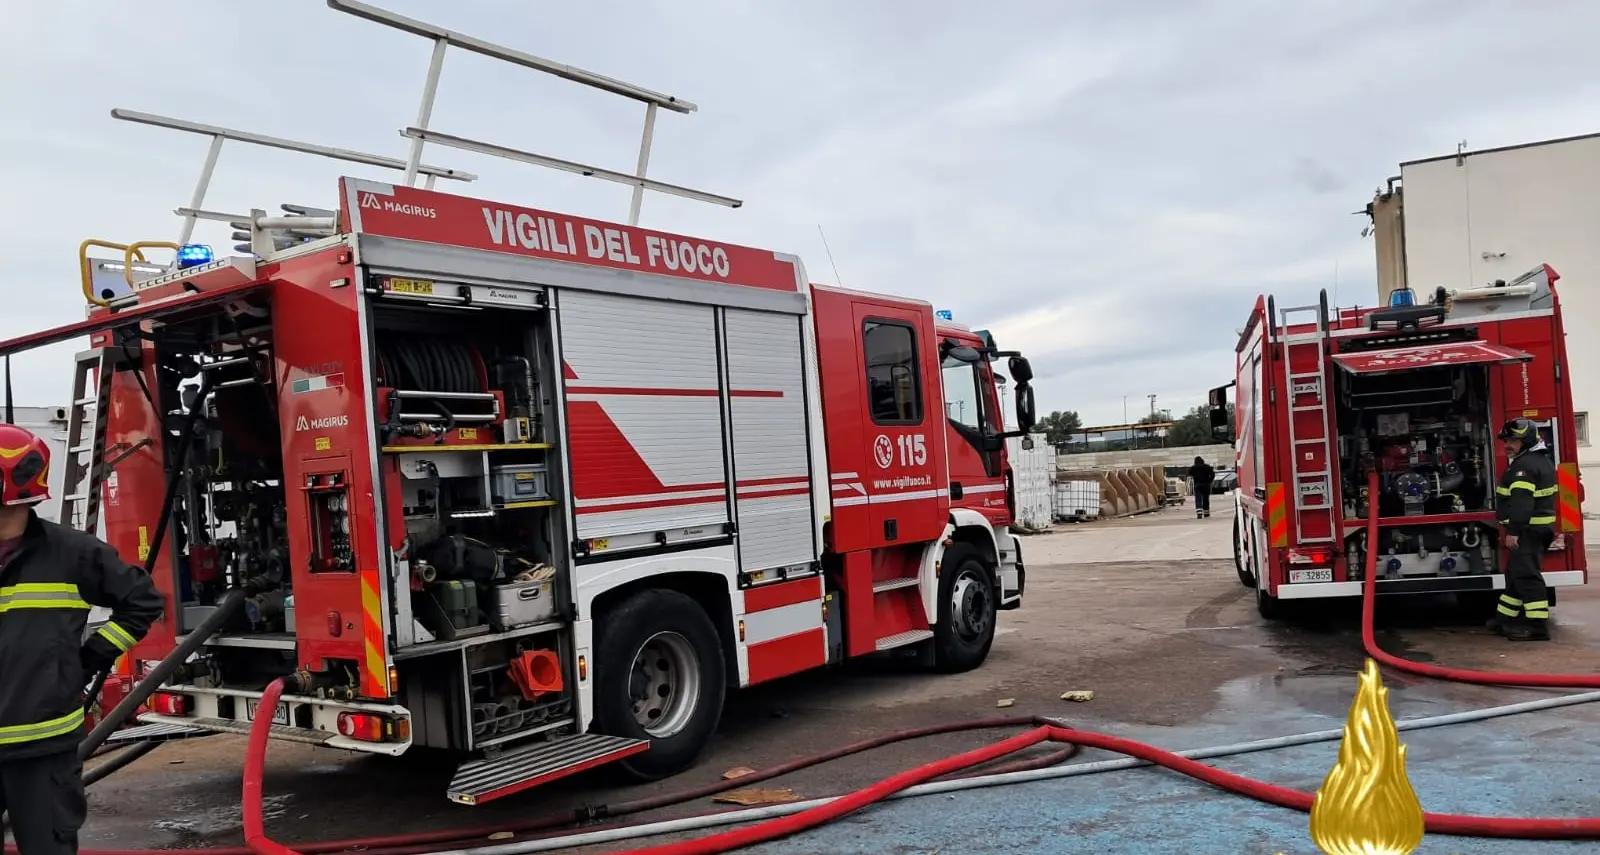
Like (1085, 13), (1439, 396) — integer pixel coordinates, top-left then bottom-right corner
(1210, 266), (1586, 619)
(0, 1), (1037, 806)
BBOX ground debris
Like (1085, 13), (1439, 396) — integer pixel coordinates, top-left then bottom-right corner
(713, 788), (801, 806)
(721, 766), (757, 780)
(1060, 690), (1095, 702)
(996, 698), (1016, 708)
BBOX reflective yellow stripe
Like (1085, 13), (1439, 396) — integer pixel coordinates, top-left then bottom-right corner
(1524, 600), (1549, 611)
(1497, 604), (1520, 617)
(1495, 486), (1510, 496)
(1533, 486), (1557, 497)
(1499, 594), (1523, 606)
(1526, 611), (1551, 619)
(98, 621), (138, 652)
(0, 583), (91, 614)
(0, 708), (85, 745)
(1529, 515), (1557, 525)
(1505, 480), (1538, 493)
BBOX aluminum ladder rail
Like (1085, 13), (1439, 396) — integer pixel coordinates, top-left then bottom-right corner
(325, 0), (743, 225)
(58, 349), (116, 534)
(1277, 290), (1337, 545)
(108, 108), (478, 251)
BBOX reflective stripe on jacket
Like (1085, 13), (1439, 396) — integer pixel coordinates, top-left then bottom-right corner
(1496, 448), (1558, 532)
(0, 510), (165, 759)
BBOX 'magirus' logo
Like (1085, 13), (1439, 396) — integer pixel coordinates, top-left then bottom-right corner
(295, 415), (349, 431)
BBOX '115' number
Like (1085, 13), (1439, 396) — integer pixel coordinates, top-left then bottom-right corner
(897, 434), (927, 466)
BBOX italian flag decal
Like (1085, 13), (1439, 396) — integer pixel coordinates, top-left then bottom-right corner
(290, 373), (344, 394)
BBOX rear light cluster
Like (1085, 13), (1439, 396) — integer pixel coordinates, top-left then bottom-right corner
(337, 712), (410, 743)
(149, 693), (192, 716)
(1287, 548), (1332, 565)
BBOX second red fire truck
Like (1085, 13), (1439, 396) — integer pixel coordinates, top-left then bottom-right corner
(1212, 265), (1586, 619)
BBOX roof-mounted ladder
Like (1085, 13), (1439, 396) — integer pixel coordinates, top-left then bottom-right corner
(1277, 290), (1338, 545)
(108, 108), (479, 269)
(327, 0), (743, 225)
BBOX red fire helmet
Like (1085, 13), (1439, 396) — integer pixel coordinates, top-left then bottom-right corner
(0, 423), (52, 507)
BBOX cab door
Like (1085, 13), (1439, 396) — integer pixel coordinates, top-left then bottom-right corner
(852, 303), (948, 547)
(940, 341), (1009, 525)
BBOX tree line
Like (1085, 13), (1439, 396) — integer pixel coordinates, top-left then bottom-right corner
(1035, 405), (1237, 451)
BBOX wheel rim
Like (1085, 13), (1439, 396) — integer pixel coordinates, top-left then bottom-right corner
(949, 568), (993, 643)
(628, 631), (702, 739)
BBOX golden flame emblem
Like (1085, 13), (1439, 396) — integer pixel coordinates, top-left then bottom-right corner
(1305, 657), (1426, 854)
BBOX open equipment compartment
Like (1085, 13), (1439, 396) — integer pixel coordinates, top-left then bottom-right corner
(1332, 336), (1515, 581)
(367, 275), (577, 750)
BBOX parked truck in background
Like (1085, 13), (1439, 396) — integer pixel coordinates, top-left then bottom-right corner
(1209, 264), (1586, 619)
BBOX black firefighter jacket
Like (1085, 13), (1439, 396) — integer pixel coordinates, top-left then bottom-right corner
(0, 510), (165, 760)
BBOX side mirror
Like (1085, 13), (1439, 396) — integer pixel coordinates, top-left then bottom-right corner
(1014, 382), (1037, 433)
(1008, 356), (1034, 385)
(943, 344), (983, 364)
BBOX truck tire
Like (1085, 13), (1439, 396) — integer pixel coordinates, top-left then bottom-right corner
(1233, 519), (1254, 589)
(1255, 582), (1284, 620)
(933, 544), (998, 673)
(592, 589), (726, 781)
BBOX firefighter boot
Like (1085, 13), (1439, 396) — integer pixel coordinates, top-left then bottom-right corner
(1505, 619), (1551, 642)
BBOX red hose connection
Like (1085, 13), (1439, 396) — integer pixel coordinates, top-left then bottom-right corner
(1359, 470), (1600, 688)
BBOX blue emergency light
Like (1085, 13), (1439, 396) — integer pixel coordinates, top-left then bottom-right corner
(935, 309), (954, 321)
(176, 244), (215, 270)
(1388, 287), (1415, 308)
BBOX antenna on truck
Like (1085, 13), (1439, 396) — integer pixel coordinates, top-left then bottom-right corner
(326, 0), (742, 225)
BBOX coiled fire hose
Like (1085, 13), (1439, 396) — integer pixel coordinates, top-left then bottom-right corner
(39, 469), (1600, 855)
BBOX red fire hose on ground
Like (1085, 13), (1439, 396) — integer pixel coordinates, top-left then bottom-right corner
(56, 469), (1600, 855)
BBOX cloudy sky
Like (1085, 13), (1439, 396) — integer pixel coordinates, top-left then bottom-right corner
(4, 0), (1599, 426)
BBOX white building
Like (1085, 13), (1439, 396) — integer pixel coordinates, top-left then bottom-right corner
(8, 405), (70, 523)
(1393, 134), (1598, 512)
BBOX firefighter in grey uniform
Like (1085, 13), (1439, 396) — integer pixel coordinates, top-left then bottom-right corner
(1486, 418), (1558, 642)
(0, 423), (165, 855)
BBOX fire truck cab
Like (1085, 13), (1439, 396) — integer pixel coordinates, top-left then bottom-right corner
(1211, 265), (1586, 619)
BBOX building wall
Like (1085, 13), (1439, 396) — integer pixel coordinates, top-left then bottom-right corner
(1056, 443), (1233, 472)
(1400, 137), (1599, 510)
(10, 405), (69, 523)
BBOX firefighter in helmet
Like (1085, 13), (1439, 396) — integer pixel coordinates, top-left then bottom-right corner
(1487, 418), (1558, 642)
(0, 423), (164, 854)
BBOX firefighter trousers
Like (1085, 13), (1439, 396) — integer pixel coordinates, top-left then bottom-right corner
(0, 750), (86, 855)
(1498, 529), (1554, 626)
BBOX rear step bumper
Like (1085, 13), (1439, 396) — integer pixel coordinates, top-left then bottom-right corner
(136, 685), (412, 756)
(1278, 570), (1585, 600)
(448, 734), (649, 806)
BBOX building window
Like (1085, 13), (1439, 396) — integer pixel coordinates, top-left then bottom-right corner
(1577, 411), (1590, 447)
(863, 320), (922, 424)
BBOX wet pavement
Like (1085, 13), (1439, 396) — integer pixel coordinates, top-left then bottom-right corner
(72, 502), (1600, 853)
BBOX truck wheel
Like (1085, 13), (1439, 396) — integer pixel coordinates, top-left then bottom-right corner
(933, 544), (998, 673)
(1255, 583), (1283, 620)
(1233, 520), (1254, 589)
(592, 589), (726, 781)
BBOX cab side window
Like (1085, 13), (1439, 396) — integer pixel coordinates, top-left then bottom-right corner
(863, 320), (922, 424)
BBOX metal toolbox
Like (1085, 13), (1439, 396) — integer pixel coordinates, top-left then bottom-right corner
(492, 575), (557, 631)
(490, 462), (550, 506)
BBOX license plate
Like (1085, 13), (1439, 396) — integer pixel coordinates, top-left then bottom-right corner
(246, 699), (290, 726)
(388, 277), (434, 295)
(1289, 568), (1333, 584)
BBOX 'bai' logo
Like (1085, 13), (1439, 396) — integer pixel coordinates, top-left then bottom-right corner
(295, 414), (350, 432)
